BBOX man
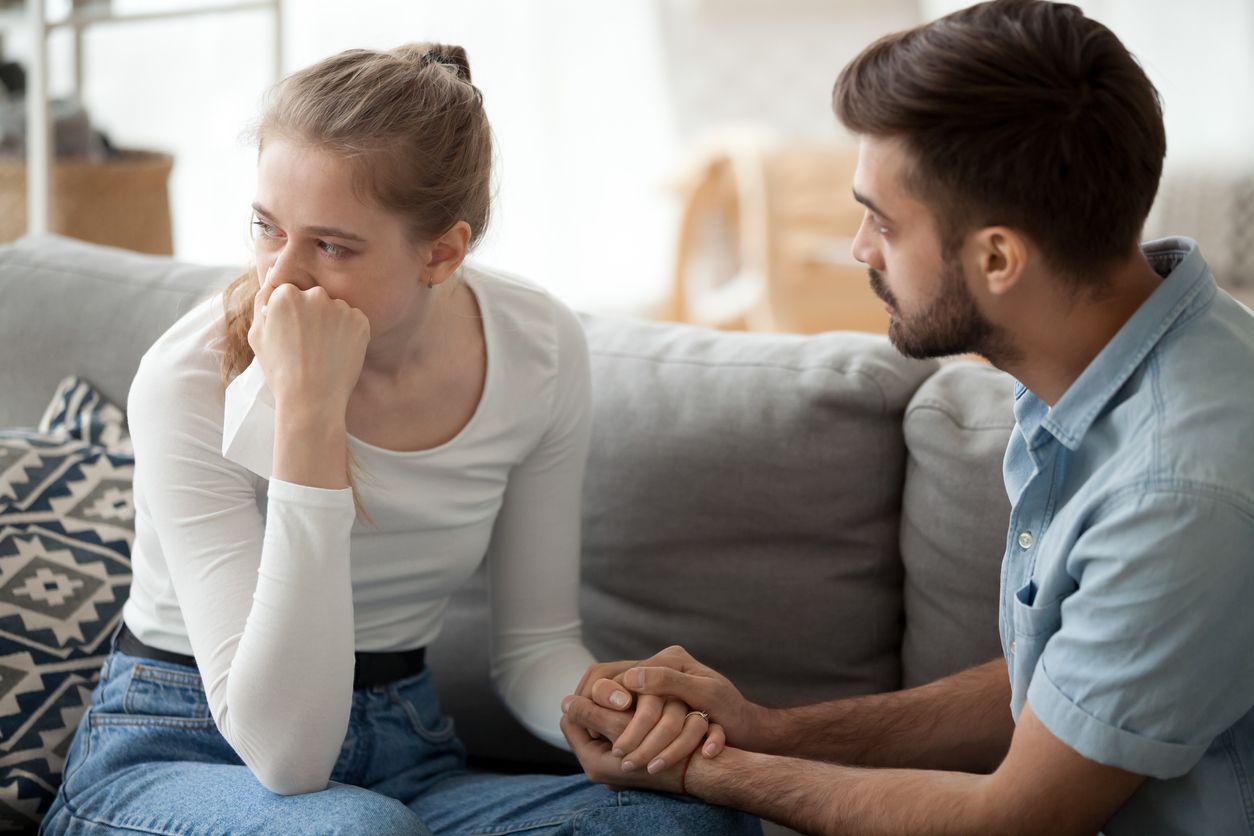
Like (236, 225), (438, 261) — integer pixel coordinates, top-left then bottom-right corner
(559, 1), (1254, 833)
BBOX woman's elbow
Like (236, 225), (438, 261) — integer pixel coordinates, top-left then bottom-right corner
(249, 756), (334, 796)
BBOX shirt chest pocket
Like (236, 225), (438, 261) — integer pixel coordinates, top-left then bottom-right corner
(1009, 579), (1064, 714)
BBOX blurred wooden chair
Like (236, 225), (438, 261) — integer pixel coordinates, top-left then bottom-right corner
(667, 138), (887, 335)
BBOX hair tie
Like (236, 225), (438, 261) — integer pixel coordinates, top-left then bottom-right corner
(421, 49), (448, 68)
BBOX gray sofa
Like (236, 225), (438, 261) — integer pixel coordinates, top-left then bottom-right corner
(0, 234), (1017, 833)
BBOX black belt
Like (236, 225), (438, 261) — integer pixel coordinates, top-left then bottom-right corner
(115, 622), (426, 691)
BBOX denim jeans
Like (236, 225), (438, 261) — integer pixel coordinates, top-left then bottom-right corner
(41, 633), (762, 835)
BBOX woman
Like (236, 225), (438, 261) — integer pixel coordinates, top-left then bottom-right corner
(41, 44), (759, 835)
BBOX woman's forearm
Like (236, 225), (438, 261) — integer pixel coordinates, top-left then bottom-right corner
(273, 402), (349, 489)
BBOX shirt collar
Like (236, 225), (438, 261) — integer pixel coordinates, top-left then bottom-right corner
(1016, 236), (1215, 451)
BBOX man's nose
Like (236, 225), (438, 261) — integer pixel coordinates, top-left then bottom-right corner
(850, 215), (884, 271)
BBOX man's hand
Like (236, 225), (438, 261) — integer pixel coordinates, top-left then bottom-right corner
(587, 645), (766, 753)
(572, 657), (721, 774)
(563, 691), (722, 777)
(561, 712), (691, 794)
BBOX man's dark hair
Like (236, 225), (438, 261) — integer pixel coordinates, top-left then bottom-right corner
(833, 0), (1166, 283)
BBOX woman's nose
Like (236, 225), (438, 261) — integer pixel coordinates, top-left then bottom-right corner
(267, 246), (316, 291)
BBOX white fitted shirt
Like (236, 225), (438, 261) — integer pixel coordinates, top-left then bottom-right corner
(121, 262), (597, 794)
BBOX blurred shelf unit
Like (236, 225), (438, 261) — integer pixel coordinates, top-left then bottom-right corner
(667, 135), (887, 336)
(0, 0), (283, 239)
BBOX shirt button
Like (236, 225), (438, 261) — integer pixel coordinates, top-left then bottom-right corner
(1018, 531), (1035, 549)
(1010, 640), (1017, 654)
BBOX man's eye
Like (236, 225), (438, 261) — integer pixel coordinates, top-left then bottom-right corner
(319, 241), (349, 259)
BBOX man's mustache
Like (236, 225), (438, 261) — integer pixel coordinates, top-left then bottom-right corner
(868, 269), (896, 307)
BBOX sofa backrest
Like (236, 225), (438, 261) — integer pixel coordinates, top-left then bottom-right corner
(900, 362), (1016, 688)
(0, 235), (232, 427)
(428, 313), (940, 764)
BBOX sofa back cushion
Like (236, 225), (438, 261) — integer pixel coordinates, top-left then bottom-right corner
(429, 315), (938, 764)
(899, 361), (1016, 688)
(0, 235), (231, 428)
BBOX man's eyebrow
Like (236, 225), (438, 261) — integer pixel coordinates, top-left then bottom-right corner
(852, 189), (894, 224)
(251, 202), (367, 243)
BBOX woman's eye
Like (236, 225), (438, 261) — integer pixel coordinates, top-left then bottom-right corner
(319, 241), (349, 259)
(252, 219), (278, 239)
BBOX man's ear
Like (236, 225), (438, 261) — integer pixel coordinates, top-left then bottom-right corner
(971, 226), (1028, 297)
(423, 221), (473, 286)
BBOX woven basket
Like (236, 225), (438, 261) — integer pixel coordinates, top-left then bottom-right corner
(0, 150), (174, 255)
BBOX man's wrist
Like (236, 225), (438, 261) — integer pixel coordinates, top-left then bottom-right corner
(743, 702), (806, 756)
(685, 746), (755, 805)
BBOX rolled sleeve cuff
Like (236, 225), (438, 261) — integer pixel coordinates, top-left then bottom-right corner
(266, 478), (356, 508)
(1027, 664), (1207, 780)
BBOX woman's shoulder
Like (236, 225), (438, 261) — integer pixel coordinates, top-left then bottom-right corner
(129, 292), (230, 414)
(462, 261), (586, 365)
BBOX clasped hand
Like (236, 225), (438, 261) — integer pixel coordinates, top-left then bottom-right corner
(560, 645), (758, 794)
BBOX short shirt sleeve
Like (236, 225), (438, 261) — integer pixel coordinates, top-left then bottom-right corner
(1027, 487), (1254, 779)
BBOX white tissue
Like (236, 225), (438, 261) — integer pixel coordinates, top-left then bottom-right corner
(221, 358), (276, 480)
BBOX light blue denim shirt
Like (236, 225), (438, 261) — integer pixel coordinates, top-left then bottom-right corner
(1000, 237), (1254, 834)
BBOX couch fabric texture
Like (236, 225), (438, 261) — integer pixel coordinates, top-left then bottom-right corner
(0, 235), (1016, 832)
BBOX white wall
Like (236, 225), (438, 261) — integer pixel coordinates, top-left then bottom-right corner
(919, 0), (1254, 167)
(10, 0), (1248, 309)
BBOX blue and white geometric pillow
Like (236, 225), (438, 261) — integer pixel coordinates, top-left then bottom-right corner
(0, 377), (133, 833)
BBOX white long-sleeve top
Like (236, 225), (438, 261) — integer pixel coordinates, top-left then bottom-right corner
(121, 262), (597, 794)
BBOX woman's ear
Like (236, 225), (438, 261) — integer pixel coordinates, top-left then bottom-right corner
(424, 221), (472, 287)
(971, 226), (1028, 297)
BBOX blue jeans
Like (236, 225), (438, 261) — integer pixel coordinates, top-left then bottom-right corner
(41, 637), (762, 835)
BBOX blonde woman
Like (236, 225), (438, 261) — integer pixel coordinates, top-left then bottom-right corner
(41, 45), (759, 836)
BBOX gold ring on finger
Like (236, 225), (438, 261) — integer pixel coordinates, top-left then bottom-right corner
(685, 710), (710, 723)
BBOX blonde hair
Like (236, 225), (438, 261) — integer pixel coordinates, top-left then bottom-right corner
(218, 43), (494, 516)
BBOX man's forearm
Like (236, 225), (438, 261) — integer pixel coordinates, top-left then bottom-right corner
(755, 658), (1013, 772)
(688, 747), (999, 836)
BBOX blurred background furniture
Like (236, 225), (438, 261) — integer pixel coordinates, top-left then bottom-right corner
(668, 137), (888, 335)
(0, 0), (282, 249)
(0, 147), (172, 253)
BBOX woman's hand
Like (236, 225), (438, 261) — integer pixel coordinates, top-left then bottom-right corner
(248, 268), (371, 413)
(586, 645), (763, 754)
(568, 657), (728, 775)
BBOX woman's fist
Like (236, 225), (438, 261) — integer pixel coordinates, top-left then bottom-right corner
(248, 268), (371, 411)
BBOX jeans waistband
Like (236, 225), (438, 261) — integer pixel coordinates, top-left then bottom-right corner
(115, 622), (427, 690)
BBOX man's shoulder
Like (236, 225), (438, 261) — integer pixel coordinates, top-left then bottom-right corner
(1141, 289), (1254, 499)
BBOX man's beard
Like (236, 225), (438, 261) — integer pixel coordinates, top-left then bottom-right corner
(872, 258), (1018, 363)
(868, 258), (1013, 363)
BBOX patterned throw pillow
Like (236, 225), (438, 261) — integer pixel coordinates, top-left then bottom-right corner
(0, 377), (134, 833)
